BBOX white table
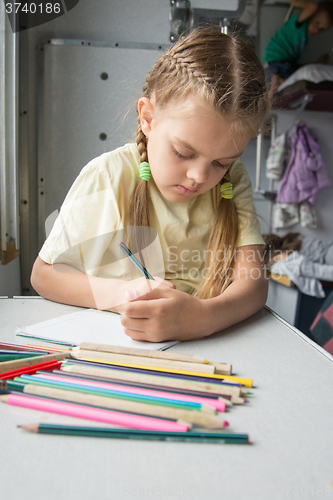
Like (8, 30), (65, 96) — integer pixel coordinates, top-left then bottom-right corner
(1, 297), (333, 500)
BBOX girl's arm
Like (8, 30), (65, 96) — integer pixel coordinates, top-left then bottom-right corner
(31, 256), (174, 312)
(289, 0), (318, 22)
(121, 244), (268, 342)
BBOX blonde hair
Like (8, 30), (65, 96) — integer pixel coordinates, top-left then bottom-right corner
(130, 28), (270, 299)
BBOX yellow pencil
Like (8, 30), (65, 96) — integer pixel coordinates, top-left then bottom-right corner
(71, 348), (216, 375)
(62, 362), (248, 396)
(71, 355), (252, 387)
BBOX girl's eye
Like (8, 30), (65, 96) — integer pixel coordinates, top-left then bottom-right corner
(214, 161), (232, 169)
(173, 148), (193, 160)
(173, 148), (232, 169)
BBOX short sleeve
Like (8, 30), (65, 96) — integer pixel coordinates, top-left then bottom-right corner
(230, 159), (264, 248)
(39, 144), (140, 277)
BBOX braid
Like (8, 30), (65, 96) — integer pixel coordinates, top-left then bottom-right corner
(135, 120), (148, 163)
(128, 121), (150, 254)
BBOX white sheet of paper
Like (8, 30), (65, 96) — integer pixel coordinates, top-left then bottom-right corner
(16, 308), (178, 351)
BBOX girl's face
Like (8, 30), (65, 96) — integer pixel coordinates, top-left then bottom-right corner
(138, 96), (252, 204)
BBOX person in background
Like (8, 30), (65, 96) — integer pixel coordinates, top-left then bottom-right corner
(263, 232), (333, 297)
(263, 0), (333, 99)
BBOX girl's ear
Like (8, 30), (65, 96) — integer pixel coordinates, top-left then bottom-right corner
(138, 97), (155, 137)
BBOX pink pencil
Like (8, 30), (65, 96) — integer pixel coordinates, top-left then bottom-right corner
(37, 372), (226, 411)
(1, 394), (190, 432)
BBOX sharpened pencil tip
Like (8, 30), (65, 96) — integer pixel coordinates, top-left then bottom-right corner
(17, 423), (39, 433)
(224, 421), (229, 427)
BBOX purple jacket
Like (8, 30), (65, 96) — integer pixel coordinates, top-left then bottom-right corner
(276, 122), (332, 204)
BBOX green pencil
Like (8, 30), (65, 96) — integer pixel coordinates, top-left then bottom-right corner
(0, 352), (44, 362)
(19, 423), (250, 444)
(8, 377), (211, 412)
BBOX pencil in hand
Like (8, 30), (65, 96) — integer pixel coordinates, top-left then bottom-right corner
(119, 242), (154, 281)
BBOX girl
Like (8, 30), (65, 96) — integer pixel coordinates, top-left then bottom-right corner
(31, 28), (270, 343)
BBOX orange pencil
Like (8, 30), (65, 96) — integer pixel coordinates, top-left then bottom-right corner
(25, 344), (70, 353)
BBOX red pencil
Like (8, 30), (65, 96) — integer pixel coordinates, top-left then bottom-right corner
(0, 351), (68, 375)
(0, 360), (62, 381)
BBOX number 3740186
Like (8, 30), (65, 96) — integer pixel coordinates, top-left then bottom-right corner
(5, 3), (61, 14)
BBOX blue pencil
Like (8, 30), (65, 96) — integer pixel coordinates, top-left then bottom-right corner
(14, 374), (208, 411)
(119, 241), (154, 280)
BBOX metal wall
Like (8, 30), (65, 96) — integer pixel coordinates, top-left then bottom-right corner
(18, 0), (172, 295)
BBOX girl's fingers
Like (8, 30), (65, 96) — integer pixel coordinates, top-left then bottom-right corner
(122, 292), (163, 319)
(125, 279), (174, 302)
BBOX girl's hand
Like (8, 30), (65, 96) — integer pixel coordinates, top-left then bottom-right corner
(120, 286), (209, 343)
(106, 277), (175, 314)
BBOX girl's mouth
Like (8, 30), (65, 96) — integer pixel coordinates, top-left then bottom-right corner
(176, 185), (198, 194)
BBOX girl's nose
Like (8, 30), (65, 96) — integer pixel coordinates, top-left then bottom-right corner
(186, 163), (209, 184)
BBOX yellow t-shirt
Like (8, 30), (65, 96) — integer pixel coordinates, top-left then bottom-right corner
(39, 143), (263, 294)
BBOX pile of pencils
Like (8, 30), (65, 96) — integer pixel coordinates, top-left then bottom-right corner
(0, 341), (253, 444)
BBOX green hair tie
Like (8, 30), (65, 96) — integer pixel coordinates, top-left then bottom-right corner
(220, 182), (233, 199)
(139, 161), (151, 181)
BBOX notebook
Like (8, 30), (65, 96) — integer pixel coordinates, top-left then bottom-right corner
(16, 308), (178, 351)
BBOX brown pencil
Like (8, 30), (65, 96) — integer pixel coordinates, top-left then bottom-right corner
(0, 352), (69, 375)
(79, 343), (232, 375)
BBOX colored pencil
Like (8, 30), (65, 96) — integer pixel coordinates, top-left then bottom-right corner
(18, 375), (215, 412)
(65, 358), (241, 387)
(79, 342), (232, 375)
(0, 360), (62, 380)
(25, 344), (70, 353)
(59, 362), (236, 405)
(0, 352), (47, 362)
(119, 241), (154, 280)
(80, 342), (209, 364)
(71, 348), (217, 375)
(61, 362), (246, 397)
(31, 371), (227, 411)
(12, 375), (215, 413)
(69, 352), (251, 387)
(0, 343), (48, 353)
(51, 369), (233, 407)
(19, 423), (249, 444)
(6, 384), (228, 429)
(0, 394), (190, 432)
(0, 352), (69, 375)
